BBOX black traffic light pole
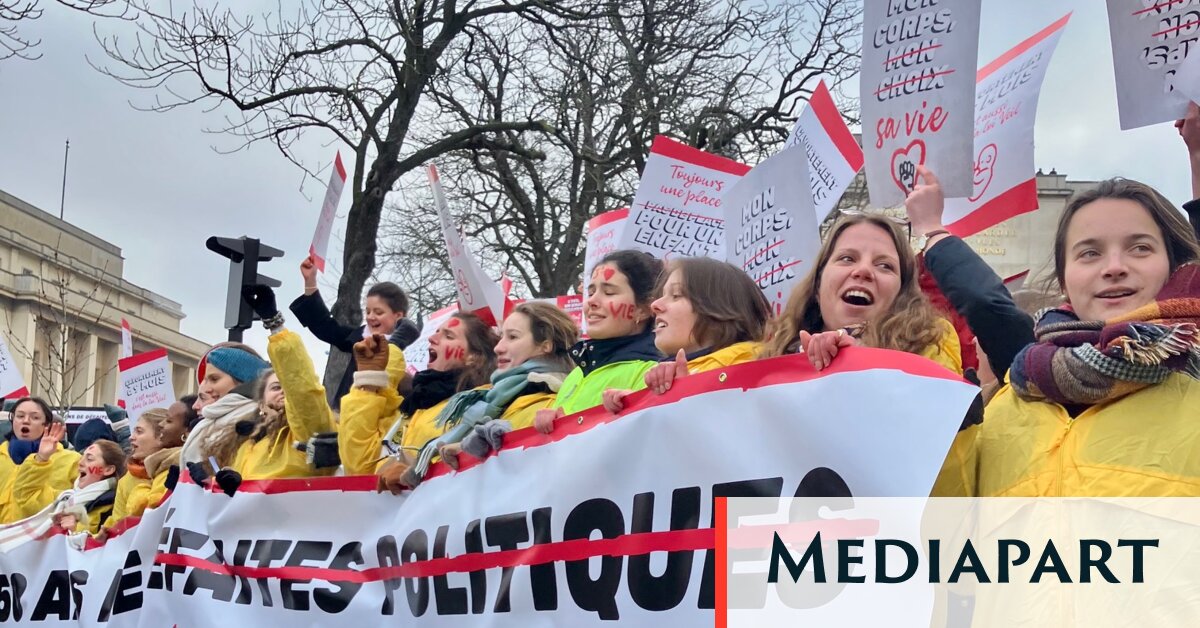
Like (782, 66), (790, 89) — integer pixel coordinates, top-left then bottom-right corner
(205, 236), (284, 342)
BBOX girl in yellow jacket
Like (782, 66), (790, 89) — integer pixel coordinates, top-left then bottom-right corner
(602, 257), (772, 412)
(339, 311), (497, 492)
(975, 179), (1200, 497)
(105, 408), (179, 529)
(10, 437), (125, 536)
(428, 301), (579, 471)
(0, 397), (79, 524)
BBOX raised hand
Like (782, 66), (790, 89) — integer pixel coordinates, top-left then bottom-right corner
(352, 334), (390, 372)
(36, 422), (66, 462)
(905, 165), (945, 236)
(241, 284), (279, 320)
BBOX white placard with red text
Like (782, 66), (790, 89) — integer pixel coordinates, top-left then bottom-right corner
(1106, 0), (1199, 130)
(0, 334), (29, 400)
(583, 208), (629, 289)
(861, 0), (981, 208)
(427, 165), (506, 326)
(403, 304), (460, 374)
(619, 136), (750, 261)
(723, 146), (823, 316)
(0, 348), (976, 627)
(309, 152), (348, 272)
(785, 80), (865, 226)
(120, 318), (133, 359)
(943, 14), (1070, 237)
(117, 348), (175, 422)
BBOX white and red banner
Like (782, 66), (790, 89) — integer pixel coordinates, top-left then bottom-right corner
(583, 208), (628, 290)
(0, 333), (29, 400)
(427, 164), (507, 327)
(309, 152), (348, 272)
(526, 294), (585, 330)
(943, 14), (1070, 237)
(403, 304), (460, 374)
(1106, 0), (1200, 130)
(785, 80), (865, 226)
(723, 146), (823, 317)
(117, 349), (175, 422)
(1003, 269), (1030, 293)
(119, 318), (133, 359)
(860, 0), (982, 208)
(0, 349), (976, 626)
(619, 136), (750, 261)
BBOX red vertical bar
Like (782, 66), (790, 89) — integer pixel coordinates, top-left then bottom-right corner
(715, 496), (728, 628)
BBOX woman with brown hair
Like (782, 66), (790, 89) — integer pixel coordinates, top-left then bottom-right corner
(973, 177), (1200, 496)
(340, 311), (498, 492)
(603, 257), (771, 409)
(104, 408), (179, 529)
(8, 439), (125, 536)
(0, 397), (79, 524)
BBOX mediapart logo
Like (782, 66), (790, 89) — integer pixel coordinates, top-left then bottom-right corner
(718, 497), (1200, 628)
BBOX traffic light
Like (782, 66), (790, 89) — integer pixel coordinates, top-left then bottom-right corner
(205, 236), (284, 341)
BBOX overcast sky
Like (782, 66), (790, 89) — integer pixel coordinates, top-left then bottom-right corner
(0, 1), (1192, 377)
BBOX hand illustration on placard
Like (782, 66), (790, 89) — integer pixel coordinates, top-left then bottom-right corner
(969, 144), (998, 202)
(890, 139), (926, 194)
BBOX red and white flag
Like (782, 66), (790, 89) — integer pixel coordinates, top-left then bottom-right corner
(308, 152), (348, 272)
(120, 318), (133, 359)
(0, 334), (28, 400)
(785, 79), (865, 226)
(427, 164), (507, 326)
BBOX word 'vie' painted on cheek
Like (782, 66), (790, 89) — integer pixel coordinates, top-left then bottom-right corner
(443, 346), (467, 362)
(607, 303), (637, 321)
(86, 466), (105, 477)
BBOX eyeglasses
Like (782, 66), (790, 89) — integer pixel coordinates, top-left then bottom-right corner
(837, 209), (912, 239)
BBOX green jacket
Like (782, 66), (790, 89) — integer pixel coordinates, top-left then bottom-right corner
(554, 332), (662, 414)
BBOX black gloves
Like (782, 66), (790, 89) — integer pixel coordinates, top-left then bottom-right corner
(214, 468), (243, 497)
(301, 432), (341, 469)
(241, 284), (279, 320)
(186, 461), (210, 486)
(165, 464), (180, 492)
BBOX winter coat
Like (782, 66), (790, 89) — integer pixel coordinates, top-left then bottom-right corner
(685, 341), (760, 374)
(289, 291), (420, 410)
(0, 440), (80, 524)
(104, 447), (179, 529)
(555, 332), (663, 414)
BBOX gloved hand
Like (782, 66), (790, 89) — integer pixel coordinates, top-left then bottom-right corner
(304, 432), (341, 469)
(186, 461), (210, 486)
(241, 284), (279, 320)
(376, 458), (412, 496)
(353, 334), (390, 372)
(165, 464), (180, 492)
(214, 468), (242, 497)
(461, 420), (513, 459)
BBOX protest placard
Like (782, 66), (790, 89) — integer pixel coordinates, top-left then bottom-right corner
(785, 79), (865, 226)
(861, 0), (982, 207)
(118, 348), (175, 422)
(724, 146), (823, 316)
(0, 334), (29, 400)
(619, 136), (750, 260)
(583, 208), (628, 290)
(308, 152), (348, 272)
(943, 13), (1070, 237)
(427, 164), (507, 326)
(1106, 0), (1200, 130)
(120, 318), (133, 359)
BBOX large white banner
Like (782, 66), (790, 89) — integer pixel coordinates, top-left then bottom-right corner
(785, 79), (865, 226)
(723, 146), (823, 316)
(0, 333), (29, 400)
(117, 349), (175, 422)
(861, 0), (982, 208)
(943, 14), (1070, 237)
(1107, 0), (1200, 130)
(0, 349), (976, 626)
(619, 136), (750, 261)
(427, 164), (506, 327)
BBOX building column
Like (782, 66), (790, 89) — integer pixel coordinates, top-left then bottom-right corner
(73, 332), (98, 407)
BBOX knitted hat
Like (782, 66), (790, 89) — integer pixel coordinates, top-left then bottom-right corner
(204, 347), (270, 384)
(73, 418), (118, 453)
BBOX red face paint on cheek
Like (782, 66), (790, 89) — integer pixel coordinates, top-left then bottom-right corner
(444, 347), (467, 362)
(86, 466), (104, 477)
(607, 303), (636, 320)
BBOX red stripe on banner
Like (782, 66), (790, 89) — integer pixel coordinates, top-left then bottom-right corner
(810, 80), (865, 171)
(945, 178), (1039, 238)
(308, 243), (326, 272)
(650, 135), (751, 177)
(1132, 0), (1188, 16)
(118, 347), (168, 372)
(1003, 269), (1030, 285)
(587, 207), (629, 230)
(715, 497), (728, 628)
(883, 43), (943, 65)
(428, 347), (971, 480)
(157, 527), (715, 582)
(977, 13), (1071, 82)
(2, 386), (29, 399)
(233, 475), (379, 494)
(426, 163), (440, 183)
(873, 70), (956, 96)
(1153, 19), (1200, 38)
(121, 318), (131, 332)
(333, 151), (347, 181)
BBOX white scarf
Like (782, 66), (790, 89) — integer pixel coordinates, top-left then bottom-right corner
(0, 476), (117, 553)
(181, 393), (260, 466)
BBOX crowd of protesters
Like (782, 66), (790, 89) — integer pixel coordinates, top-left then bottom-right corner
(1, 116), (1199, 542)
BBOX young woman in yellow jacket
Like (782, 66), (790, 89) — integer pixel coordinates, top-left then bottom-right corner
(11, 437), (125, 535)
(0, 397), (79, 524)
(428, 301), (579, 471)
(340, 311), (497, 492)
(602, 257), (772, 412)
(974, 179), (1200, 497)
(105, 408), (179, 529)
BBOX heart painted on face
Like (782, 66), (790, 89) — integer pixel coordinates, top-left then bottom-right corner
(968, 143), (998, 203)
(447, 317), (461, 329)
(602, 267), (616, 281)
(890, 139), (926, 195)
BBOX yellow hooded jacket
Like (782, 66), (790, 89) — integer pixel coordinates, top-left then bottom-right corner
(686, 341), (760, 374)
(104, 447), (179, 529)
(337, 344), (415, 476)
(229, 329), (339, 480)
(0, 440), (79, 524)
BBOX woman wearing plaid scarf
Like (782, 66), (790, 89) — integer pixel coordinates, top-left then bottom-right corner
(974, 178), (1200, 496)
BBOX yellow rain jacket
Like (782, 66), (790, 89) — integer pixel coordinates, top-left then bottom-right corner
(336, 345), (416, 475)
(0, 440), (79, 523)
(500, 391), (558, 432)
(104, 447), (178, 529)
(686, 341), (760, 374)
(916, 318), (972, 498)
(229, 329), (338, 480)
(974, 372), (1200, 496)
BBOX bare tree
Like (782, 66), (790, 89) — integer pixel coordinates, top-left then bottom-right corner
(382, 0), (861, 298)
(91, 0), (592, 387)
(0, 0), (126, 61)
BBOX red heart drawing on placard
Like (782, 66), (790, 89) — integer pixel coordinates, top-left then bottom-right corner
(969, 143), (998, 202)
(890, 139), (926, 194)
